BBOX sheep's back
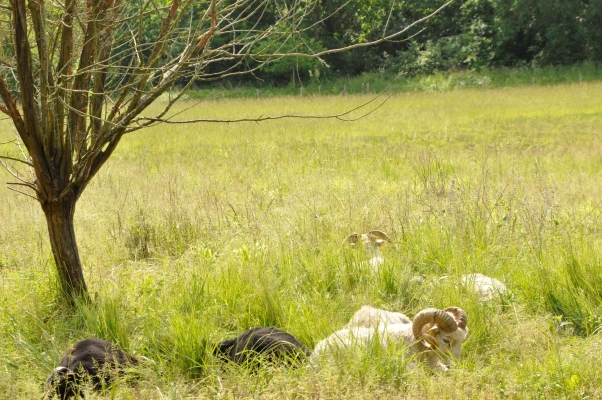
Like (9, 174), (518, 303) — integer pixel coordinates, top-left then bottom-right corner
(347, 306), (411, 328)
(312, 323), (414, 361)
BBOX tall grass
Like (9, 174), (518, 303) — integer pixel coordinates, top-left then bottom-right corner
(1, 82), (602, 398)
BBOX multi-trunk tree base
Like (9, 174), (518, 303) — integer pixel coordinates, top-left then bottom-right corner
(41, 194), (89, 303)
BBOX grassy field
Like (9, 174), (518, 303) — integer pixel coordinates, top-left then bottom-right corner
(1, 82), (602, 399)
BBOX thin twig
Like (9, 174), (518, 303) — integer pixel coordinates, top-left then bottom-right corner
(130, 82), (394, 128)
(0, 154), (33, 166)
(0, 159), (35, 187)
(7, 185), (38, 201)
(133, 92), (391, 126)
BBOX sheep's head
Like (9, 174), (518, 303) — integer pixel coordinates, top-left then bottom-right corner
(412, 307), (468, 369)
(45, 366), (81, 399)
(344, 230), (392, 250)
(345, 230), (392, 264)
(345, 231), (392, 268)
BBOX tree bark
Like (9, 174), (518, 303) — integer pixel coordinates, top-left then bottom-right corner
(41, 193), (89, 303)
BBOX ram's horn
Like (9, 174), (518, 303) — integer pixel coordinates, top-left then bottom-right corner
(443, 307), (468, 330)
(412, 308), (458, 339)
(343, 233), (361, 246)
(367, 230), (392, 242)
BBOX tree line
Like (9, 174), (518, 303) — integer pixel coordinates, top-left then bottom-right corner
(222, 0), (602, 86)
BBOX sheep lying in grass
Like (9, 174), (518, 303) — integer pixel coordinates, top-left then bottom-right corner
(346, 305), (411, 328)
(214, 326), (311, 368)
(344, 230), (393, 268)
(411, 273), (509, 302)
(313, 306), (468, 371)
(45, 338), (137, 399)
(461, 273), (508, 301)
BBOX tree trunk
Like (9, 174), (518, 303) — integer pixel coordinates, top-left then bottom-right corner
(41, 193), (89, 303)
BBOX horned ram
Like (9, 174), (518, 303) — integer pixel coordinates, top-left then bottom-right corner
(344, 230), (392, 269)
(312, 306), (468, 371)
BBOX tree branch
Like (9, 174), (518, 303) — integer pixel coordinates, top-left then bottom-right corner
(0, 154), (33, 167)
(28, 0), (54, 160)
(0, 75), (26, 136)
(6, 184), (38, 201)
(11, 0), (53, 201)
(0, 156), (38, 198)
(55, 0), (75, 172)
(90, 0), (122, 146)
(68, 0), (105, 157)
(128, 88), (393, 130)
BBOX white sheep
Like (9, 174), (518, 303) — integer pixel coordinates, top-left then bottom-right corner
(346, 305), (411, 328)
(344, 230), (392, 268)
(461, 273), (508, 301)
(312, 306), (468, 371)
(413, 273), (508, 302)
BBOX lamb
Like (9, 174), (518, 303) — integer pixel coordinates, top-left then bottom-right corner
(344, 230), (393, 268)
(45, 338), (137, 399)
(346, 305), (411, 328)
(312, 306), (468, 371)
(214, 326), (311, 368)
(461, 273), (508, 301)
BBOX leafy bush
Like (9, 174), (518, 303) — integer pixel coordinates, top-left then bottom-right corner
(253, 37), (326, 85)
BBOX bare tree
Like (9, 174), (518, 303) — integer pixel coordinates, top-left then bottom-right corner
(0, 0), (451, 304)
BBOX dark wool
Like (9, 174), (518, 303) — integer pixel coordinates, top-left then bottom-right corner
(214, 326), (310, 367)
(46, 338), (137, 399)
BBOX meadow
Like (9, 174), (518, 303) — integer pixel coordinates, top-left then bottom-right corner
(1, 82), (602, 399)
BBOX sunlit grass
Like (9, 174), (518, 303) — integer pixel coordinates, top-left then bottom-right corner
(1, 82), (602, 398)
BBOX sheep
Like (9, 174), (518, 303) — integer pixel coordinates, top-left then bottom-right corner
(344, 230), (393, 268)
(214, 326), (311, 368)
(461, 273), (508, 301)
(411, 273), (508, 302)
(312, 306), (468, 371)
(346, 305), (411, 328)
(45, 338), (137, 399)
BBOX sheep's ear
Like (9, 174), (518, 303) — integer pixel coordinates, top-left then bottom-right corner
(344, 234), (360, 247)
(420, 330), (439, 349)
(427, 326), (440, 335)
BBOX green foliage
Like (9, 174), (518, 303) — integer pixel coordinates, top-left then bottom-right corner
(220, 0), (602, 81)
(253, 37), (326, 85)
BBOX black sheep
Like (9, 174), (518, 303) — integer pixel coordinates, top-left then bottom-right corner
(45, 338), (137, 399)
(214, 326), (310, 368)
